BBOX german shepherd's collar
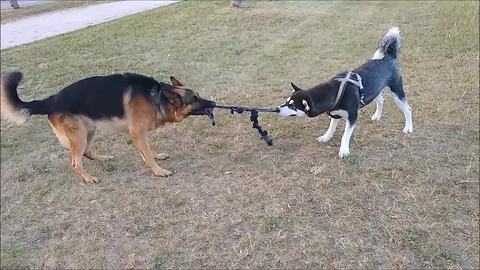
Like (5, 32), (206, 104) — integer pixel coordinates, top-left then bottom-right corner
(278, 27), (414, 158)
(0, 72), (215, 183)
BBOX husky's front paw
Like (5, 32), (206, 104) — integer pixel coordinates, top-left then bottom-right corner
(371, 113), (382, 121)
(338, 146), (350, 158)
(403, 125), (413, 133)
(317, 134), (332, 143)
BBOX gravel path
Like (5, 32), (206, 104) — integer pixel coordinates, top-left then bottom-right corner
(1, 1), (178, 50)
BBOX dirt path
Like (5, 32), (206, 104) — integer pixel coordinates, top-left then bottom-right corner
(0, 0), (177, 50)
(0, 0), (53, 11)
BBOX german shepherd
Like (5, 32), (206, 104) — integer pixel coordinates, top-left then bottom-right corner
(0, 71), (216, 183)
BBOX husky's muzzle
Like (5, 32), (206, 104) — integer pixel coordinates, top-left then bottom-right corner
(277, 103), (306, 117)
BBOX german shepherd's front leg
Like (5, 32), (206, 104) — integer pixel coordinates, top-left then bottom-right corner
(130, 130), (172, 177)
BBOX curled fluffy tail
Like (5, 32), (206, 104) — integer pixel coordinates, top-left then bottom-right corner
(372, 26), (401, 60)
(1, 71), (52, 124)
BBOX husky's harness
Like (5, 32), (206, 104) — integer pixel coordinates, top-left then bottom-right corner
(328, 71), (365, 115)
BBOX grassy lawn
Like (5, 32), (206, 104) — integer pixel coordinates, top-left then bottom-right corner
(0, 1), (110, 23)
(1, 1), (479, 269)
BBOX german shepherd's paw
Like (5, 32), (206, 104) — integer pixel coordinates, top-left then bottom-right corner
(153, 167), (173, 177)
(83, 176), (100, 184)
(155, 153), (170, 160)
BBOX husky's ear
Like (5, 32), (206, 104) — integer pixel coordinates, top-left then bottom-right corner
(301, 94), (314, 112)
(170, 76), (184, 87)
(291, 82), (303, 93)
(302, 99), (310, 112)
(163, 88), (183, 107)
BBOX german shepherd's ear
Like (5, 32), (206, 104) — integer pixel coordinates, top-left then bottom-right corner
(291, 82), (303, 93)
(163, 88), (183, 107)
(170, 76), (184, 87)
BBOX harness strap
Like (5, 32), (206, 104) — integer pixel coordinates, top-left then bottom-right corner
(331, 71), (365, 111)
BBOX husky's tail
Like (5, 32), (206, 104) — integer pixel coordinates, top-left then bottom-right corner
(372, 26), (401, 60)
(1, 71), (53, 124)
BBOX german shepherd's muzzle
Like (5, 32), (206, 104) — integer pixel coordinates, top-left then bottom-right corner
(186, 94), (216, 116)
(161, 76), (216, 117)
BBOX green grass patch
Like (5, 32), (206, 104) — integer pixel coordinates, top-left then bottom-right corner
(152, 255), (168, 270)
(403, 231), (418, 245)
(265, 217), (281, 232)
(440, 252), (457, 264)
(343, 153), (358, 166)
(102, 159), (117, 172)
(0, 244), (24, 268)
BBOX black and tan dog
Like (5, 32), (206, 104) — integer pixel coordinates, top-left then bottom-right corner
(0, 71), (215, 183)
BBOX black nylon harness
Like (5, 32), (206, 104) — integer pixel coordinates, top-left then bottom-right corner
(327, 71), (365, 118)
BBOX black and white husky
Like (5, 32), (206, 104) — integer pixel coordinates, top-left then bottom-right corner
(278, 27), (413, 158)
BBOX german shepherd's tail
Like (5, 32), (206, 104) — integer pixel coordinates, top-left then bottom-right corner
(372, 26), (401, 60)
(1, 71), (53, 124)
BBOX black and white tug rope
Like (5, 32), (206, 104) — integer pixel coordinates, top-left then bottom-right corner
(204, 104), (279, 146)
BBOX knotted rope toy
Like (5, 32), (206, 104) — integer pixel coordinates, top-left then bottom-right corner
(204, 105), (279, 146)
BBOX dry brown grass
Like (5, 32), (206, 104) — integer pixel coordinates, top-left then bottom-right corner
(1, 1), (479, 268)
